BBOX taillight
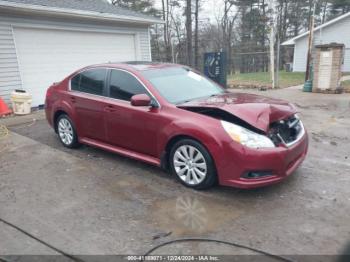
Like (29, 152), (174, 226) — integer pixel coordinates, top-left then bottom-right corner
(46, 86), (53, 98)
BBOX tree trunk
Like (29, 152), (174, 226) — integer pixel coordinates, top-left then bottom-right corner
(154, 24), (161, 61)
(162, 0), (172, 62)
(161, 0), (167, 61)
(262, 0), (267, 72)
(169, 10), (182, 63)
(322, 1), (328, 24)
(186, 0), (193, 66)
(194, 0), (200, 69)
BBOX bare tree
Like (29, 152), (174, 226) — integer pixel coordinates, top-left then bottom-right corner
(169, 3), (183, 63)
(221, 0), (239, 74)
(162, 0), (172, 62)
(144, 0), (350, 72)
(194, 0), (200, 69)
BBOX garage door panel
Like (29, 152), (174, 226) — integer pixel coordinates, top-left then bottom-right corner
(13, 27), (137, 106)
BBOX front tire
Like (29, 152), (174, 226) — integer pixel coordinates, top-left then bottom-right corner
(169, 139), (217, 190)
(56, 114), (79, 148)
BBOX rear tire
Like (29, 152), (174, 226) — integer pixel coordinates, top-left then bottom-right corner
(56, 114), (80, 148)
(169, 139), (217, 190)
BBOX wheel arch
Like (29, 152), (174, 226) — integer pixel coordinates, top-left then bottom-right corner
(52, 99), (76, 133)
(53, 110), (69, 133)
(161, 134), (218, 173)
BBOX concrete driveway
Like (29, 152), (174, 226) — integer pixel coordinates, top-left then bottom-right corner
(0, 88), (350, 258)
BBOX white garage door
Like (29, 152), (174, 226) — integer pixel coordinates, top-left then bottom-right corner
(13, 27), (137, 106)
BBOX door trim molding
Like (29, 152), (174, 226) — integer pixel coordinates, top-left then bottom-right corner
(80, 137), (161, 167)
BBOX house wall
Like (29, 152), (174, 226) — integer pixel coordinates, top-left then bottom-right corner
(0, 13), (152, 105)
(293, 14), (350, 72)
(0, 22), (21, 105)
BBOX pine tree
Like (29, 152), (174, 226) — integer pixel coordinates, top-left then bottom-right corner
(329, 0), (350, 16)
(112, 0), (159, 16)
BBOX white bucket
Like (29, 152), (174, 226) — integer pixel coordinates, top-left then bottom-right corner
(10, 90), (32, 115)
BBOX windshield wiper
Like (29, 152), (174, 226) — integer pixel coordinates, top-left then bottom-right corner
(176, 94), (219, 105)
(176, 99), (192, 105)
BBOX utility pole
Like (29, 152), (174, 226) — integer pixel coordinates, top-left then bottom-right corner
(305, 2), (316, 81)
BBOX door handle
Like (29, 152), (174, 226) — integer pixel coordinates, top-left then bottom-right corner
(70, 96), (76, 103)
(104, 105), (116, 112)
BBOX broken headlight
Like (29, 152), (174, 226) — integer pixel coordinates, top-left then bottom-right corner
(221, 120), (275, 149)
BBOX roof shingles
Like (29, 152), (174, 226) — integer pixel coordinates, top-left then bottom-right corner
(2, 0), (160, 22)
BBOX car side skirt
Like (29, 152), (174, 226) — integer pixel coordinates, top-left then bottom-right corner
(79, 137), (161, 167)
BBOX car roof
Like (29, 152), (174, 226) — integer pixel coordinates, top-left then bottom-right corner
(88, 61), (185, 72)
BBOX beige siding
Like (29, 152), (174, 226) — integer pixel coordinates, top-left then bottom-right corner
(0, 23), (21, 105)
(139, 30), (151, 61)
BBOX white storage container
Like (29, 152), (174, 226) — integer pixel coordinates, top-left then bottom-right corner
(10, 90), (32, 115)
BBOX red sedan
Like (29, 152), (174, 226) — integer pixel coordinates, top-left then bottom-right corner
(45, 62), (308, 189)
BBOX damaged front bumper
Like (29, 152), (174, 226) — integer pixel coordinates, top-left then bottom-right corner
(217, 129), (309, 189)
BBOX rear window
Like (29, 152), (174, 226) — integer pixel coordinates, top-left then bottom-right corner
(71, 69), (107, 96)
(71, 74), (80, 91)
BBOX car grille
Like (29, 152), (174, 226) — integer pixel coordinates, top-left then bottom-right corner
(268, 115), (304, 146)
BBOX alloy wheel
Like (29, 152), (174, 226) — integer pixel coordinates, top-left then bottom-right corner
(173, 145), (207, 185)
(58, 118), (74, 146)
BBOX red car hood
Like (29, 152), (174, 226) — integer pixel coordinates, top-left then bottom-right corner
(179, 92), (297, 132)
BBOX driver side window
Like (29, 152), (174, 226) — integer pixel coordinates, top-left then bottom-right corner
(109, 70), (147, 101)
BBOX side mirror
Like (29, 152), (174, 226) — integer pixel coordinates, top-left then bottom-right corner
(131, 94), (151, 107)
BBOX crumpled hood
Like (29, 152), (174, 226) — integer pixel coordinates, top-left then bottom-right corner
(179, 92), (297, 132)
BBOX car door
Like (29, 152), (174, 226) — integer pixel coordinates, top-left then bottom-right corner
(69, 68), (108, 142)
(104, 69), (160, 157)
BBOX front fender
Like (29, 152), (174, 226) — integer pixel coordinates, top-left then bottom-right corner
(157, 119), (227, 167)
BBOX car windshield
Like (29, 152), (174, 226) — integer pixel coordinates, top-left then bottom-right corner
(141, 67), (225, 104)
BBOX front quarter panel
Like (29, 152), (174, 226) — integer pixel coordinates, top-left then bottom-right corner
(156, 109), (245, 184)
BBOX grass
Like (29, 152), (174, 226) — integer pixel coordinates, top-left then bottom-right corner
(228, 71), (306, 89)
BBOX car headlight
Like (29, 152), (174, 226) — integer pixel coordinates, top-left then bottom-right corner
(221, 120), (275, 149)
